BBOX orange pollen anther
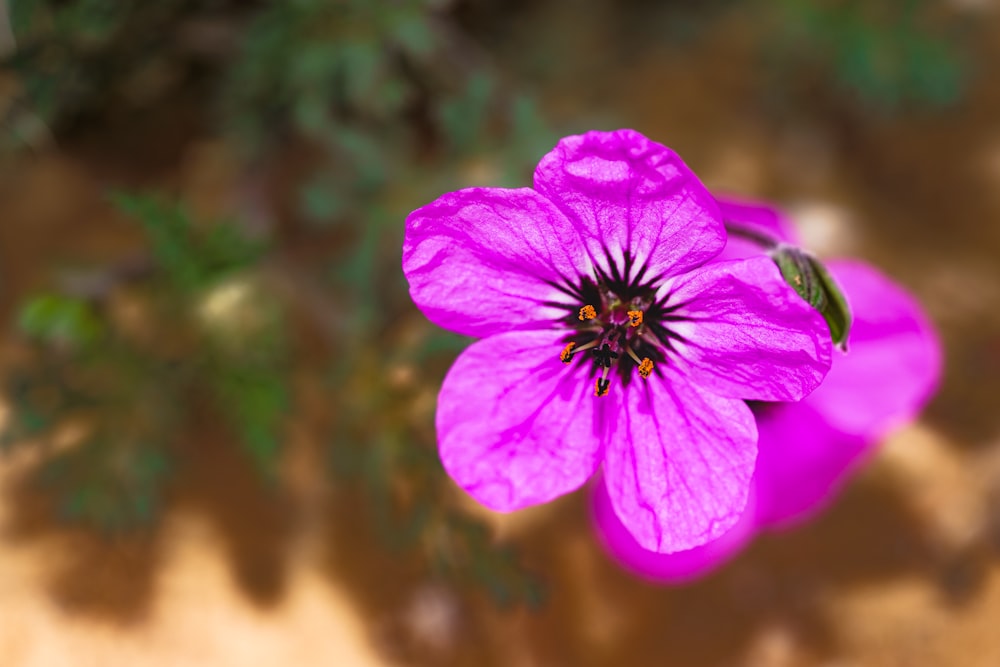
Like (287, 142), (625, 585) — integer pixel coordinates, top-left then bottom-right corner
(560, 342), (576, 363)
(627, 310), (643, 327)
(638, 357), (654, 379)
(578, 304), (597, 321)
(594, 378), (610, 397)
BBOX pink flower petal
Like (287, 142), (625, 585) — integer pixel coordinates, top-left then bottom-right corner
(752, 403), (866, 527)
(662, 256), (832, 402)
(602, 375), (757, 553)
(436, 329), (609, 511)
(403, 188), (588, 338)
(753, 260), (942, 527)
(590, 474), (756, 582)
(534, 129), (725, 282)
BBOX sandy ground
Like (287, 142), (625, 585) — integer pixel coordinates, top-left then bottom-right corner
(0, 431), (390, 667)
(2, 424), (1000, 666)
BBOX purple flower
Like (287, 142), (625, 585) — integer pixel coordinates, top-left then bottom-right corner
(402, 131), (832, 553)
(591, 197), (943, 579)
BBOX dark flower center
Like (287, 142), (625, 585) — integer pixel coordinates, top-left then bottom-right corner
(545, 250), (689, 397)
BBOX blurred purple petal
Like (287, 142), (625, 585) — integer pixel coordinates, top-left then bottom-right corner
(754, 259), (942, 527)
(798, 260), (943, 439)
(751, 403), (868, 527)
(591, 474), (756, 582)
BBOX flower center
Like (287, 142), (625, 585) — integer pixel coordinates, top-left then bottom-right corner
(547, 251), (689, 398)
(560, 298), (655, 396)
(557, 280), (668, 396)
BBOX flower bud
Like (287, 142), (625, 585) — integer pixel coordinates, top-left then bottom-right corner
(770, 244), (852, 350)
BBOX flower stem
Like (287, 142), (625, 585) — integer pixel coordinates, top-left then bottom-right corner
(723, 220), (780, 250)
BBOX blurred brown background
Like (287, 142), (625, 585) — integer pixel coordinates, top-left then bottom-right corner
(2, 0), (1000, 665)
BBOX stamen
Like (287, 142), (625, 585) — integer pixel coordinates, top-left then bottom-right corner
(594, 364), (612, 397)
(559, 339), (599, 363)
(624, 345), (643, 365)
(623, 345), (654, 379)
(627, 310), (643, 327)
(559, 342), (576, 363)
(578, 304), (597, 321)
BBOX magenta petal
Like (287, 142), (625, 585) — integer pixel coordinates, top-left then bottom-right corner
(753, 260), (942, 527)
(664, 256), (832, 402)
(403, 188), (587, 338)
(591, 474), (756, 583)
(752, 403), (867, 527)
(436, 329), (607, 511)
(716, 196), (800, 261)
(534, 129), (725, 281)
(799, 260), (942, 438)
(602, 376), (757, 553)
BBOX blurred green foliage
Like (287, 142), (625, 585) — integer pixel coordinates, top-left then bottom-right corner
(1, 0), (550, 606)
(771, 0), (969, 111)
(111, 194), (266, 293)
(2, 196), (288, 527)
(18, 294), (105, 346)
(42, 439), (170, 529)
(593, 0), (970, 113)
(3, 0), (193, 141)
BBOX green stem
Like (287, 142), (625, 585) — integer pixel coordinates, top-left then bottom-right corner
(723, 219), (780, 250)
